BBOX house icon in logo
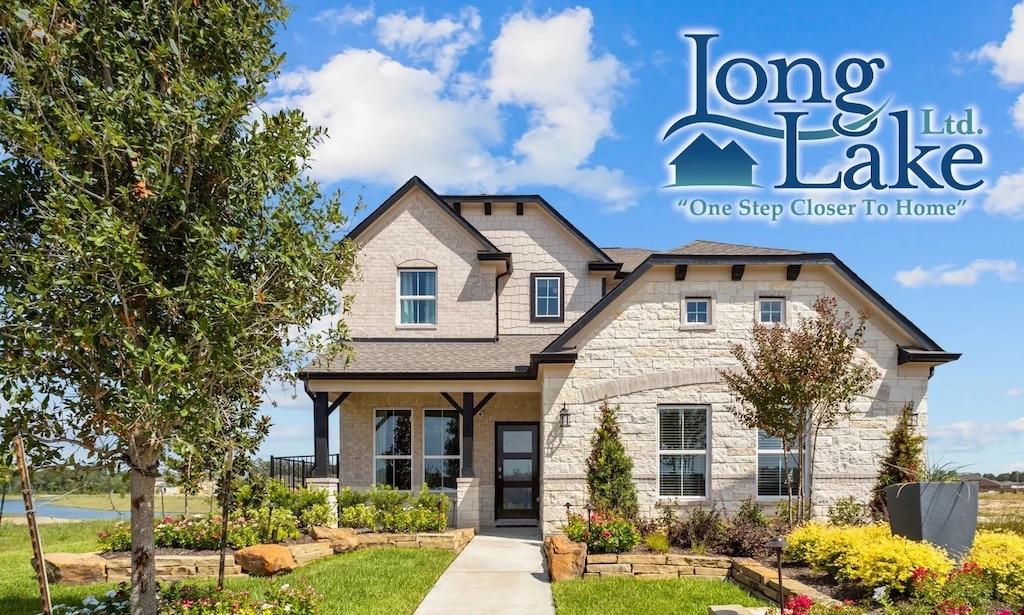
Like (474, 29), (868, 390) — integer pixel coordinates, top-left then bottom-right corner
(670, 133), (758, 187)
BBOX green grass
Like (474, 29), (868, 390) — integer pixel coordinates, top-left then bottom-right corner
(35, 493), (216, 515)
(980, 513), (1024, 535)
(552, 576), (769, 615)
(0, 520), (456, 615)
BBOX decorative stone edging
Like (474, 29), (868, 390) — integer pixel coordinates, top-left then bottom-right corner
(572, 551), (835, 606)
(43, 528), (476, 585)
(583, 553), (732, 579)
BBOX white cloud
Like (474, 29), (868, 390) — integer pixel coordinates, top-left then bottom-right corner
(267, 7), (637, 209)
(1006, 388), (1024, 397)
(983, 168), (1024, 218)
(972, 2), (1024, 130)
(929, 417), (1024, 453)
(622, 27), (638, 48)
(375, 7), (481, 78)
(314, 3), (375, 30)
(895, 259), (1019, 287)
(974, 2), (1024, 86)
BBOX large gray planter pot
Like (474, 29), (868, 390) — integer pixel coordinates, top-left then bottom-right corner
(885, 481), (978, 557)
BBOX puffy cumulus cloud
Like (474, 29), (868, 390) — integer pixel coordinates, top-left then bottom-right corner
(266, 7), (638, 209)
(972, 1), (1024, 130)
(313, 3), (375, 30)
(894, 259), (1019, 287)
(376, 7), (481, 78)
(983, 168), (1024, 218)
(929, 417), (1024, 453)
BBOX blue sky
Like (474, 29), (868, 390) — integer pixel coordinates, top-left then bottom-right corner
(259, 1), (1024, 474)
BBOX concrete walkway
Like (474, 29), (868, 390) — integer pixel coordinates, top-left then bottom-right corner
(414, 527), (556, 615)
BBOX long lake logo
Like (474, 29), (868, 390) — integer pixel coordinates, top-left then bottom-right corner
(663, 33), (985, 220)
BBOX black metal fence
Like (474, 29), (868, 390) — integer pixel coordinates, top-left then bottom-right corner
(269, 454), (340, 489)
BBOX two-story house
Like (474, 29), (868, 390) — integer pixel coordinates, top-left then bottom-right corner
(295, 176), (960, 534)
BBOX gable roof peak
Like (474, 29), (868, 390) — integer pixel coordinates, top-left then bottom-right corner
(668, 239), (805, 256)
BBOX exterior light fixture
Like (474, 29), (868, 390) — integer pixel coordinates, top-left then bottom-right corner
(559, 403), (571, 428)
(583, 501), (594, 535)
(766, 536), (789, 609)
(565, 502), (571, 519)
(908, 400), (919, 428)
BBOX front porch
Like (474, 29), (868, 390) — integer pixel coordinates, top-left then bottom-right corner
(291, 386), (549, 531)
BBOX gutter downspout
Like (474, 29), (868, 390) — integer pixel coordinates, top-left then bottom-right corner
(495, 259), (512, 341)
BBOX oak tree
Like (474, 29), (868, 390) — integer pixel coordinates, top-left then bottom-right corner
(0, 1), (356, 611)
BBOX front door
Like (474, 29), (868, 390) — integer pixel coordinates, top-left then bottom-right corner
(495, 423), (539, 520)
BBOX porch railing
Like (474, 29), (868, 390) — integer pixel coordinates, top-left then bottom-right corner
(269, 454), (340, 489)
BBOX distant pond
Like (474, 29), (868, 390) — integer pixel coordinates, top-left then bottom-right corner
(0, 498), (127, 520)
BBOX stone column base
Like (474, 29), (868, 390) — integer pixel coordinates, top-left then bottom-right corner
(305, 478), (340, 528)
(456, 477), (480, 531)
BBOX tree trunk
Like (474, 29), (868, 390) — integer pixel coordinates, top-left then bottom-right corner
(130, 456), (158, 615)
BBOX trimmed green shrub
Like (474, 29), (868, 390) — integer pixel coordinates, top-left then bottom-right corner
(564, 511), (640, 554)
(586, 402), (639, 519)
(645, 532), (670, 553)
(337, 486), (449, 533)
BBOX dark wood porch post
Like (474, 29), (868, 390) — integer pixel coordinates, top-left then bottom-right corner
(462, 392), (474, 478)
(313, 391), (330, 479)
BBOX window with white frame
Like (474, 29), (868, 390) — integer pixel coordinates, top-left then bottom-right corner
(398, 269), (437, 325)
(424, 409), (460, 491)
(759, 297), (785, 323)
(684, 298), (711, 325)
(531, 273), (564, 322)
(374, 409), (412, 490)
(757, 430), (801, 497)
(658, 405), (708, 497)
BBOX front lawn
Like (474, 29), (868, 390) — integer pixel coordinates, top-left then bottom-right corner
(552, 576), (769, 615)
(0, 520), (456, 615)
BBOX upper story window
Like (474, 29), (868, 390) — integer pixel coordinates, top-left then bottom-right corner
(759, 297), (785, 324)
(684, 297), (711, 325)
(658, 405), (709, 498)
(398, 269), (437, 325)
(531, 273), (564, 323)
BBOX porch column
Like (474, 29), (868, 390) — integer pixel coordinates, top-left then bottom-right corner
(313, 391), (330, 479)
(461, 392), (475, 478)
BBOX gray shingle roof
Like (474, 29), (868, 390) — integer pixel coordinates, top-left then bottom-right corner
(601, 247), (655, 273)
(667, 240), (805, 256)
(299, 335), (559, 375)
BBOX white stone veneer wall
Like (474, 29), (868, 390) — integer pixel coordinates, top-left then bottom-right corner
(539, 265), (933, 534)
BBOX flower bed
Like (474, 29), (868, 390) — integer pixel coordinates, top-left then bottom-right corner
(51, 581), (320, 615)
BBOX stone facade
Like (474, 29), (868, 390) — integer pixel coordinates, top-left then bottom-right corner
(538, 265), (931, 534)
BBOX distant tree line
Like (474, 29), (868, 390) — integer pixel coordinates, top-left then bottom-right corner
(981, 471), (1024, 483)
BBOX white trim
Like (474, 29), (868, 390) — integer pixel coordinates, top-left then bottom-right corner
(533, 274), (562, 319)
(422, 407), (461, 493)
(656, 404), (710, 500)
(373, 407), (414, 491)
(680, 292), (716, 331)
(756, 295), (787, 325)
(397, 268), (438, 326)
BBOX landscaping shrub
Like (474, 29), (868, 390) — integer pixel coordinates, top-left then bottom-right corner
(337, 487), (448, 533)
(827, 496), (868, 526)
(720, 498), (775, 557)
(98, 509), (299, 552)
(785, 522), (953, 593)
(338, 486), (368, 509)
(909, 561), (994, 615)
(672, 506), (724, 553)
(298, 503), (337, 529)
(979, 513), (1024, 536)
(586, 401), (639, 519)
(645, 532), (670, 553)
(970, 529), (1024, 605)
(564, 512), (640, 554)
(52, 581), (321, 614)
(869, 401), (925, 519)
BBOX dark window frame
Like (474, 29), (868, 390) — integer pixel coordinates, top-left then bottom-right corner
(530, 272), (565, 323)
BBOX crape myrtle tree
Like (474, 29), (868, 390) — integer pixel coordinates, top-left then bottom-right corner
(0, 2), (358, 612)
(722, 297), (880, 522)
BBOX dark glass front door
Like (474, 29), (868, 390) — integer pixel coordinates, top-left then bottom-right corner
(495, 423), (539, 520)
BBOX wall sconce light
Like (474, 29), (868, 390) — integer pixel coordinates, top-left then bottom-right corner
(559, 403), (571, 428)
(908, 400), (918, 428)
